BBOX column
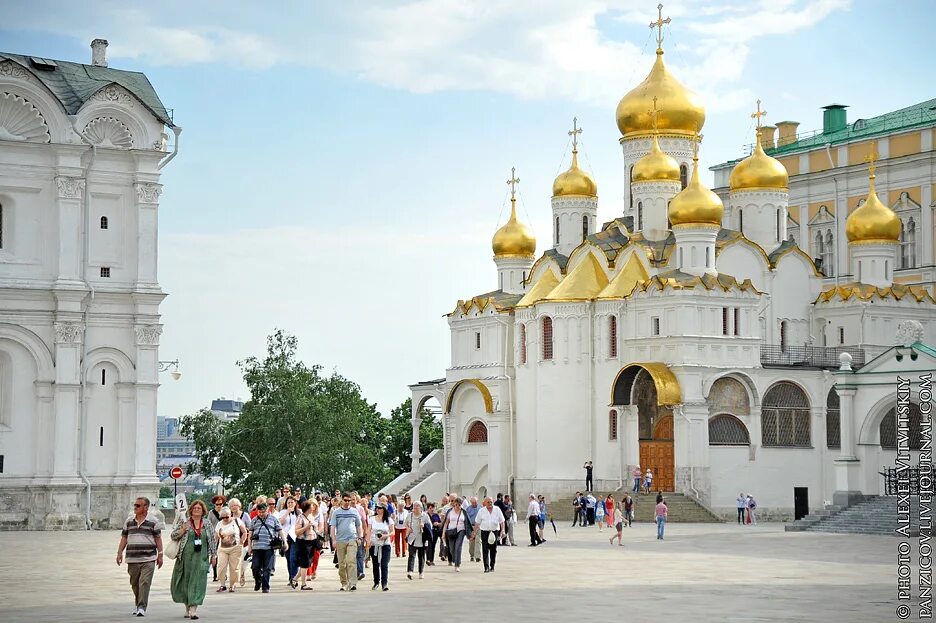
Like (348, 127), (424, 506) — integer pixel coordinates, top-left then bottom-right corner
(34, 382), (55, 478)
(674, 402), (711, 503)
(921, 184), (933, 267)
(134, 182), (162, 290)
(622, 404), (639, 475)
(54, 176), (85, 287)
(132, 324), (161, 482)
(410, 399), (421, 472)
(116, 384), (136, 478)
(833, 367), (862, 506)
(51, 321), (83, 481)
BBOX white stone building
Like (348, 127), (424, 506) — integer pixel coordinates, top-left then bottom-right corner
(0, 41), (179, 528)
(399, 19), (935, 519)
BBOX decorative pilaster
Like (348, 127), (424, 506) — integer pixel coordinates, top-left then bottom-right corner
(132, 323), (160, 481)
(52, 320), (84, 480)
(833, 353), (862, 506)
(134, 182), (162, 290)
(54, 176), (84, 284)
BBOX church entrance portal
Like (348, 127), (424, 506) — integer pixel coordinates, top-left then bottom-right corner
(612, 365), (678, 492)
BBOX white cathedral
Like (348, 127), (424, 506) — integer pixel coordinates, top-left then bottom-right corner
(0, 41), (175, 528)
(399, 15), (935, 519)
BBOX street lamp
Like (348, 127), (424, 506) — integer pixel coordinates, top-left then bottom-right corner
(159, 359), (182, 381)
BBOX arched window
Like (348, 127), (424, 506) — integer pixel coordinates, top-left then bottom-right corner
(637, 201), (643, 230)
(900, 218), (917, 269)
(826, 388), (840, 448)
(608, 410), (618, 441)
(706, 246), (711, 268)
(0, 202), (4, 248)
(582, 215), (589, 242)
(738, 208), (743, 234)
(519, 324), (527, 365)
(776, 208), (782, 241)
(679, 164), (688, 189)
(555, 216), (560, 245)
(101, 368), (107, 385)
(814, 230), (824, 261)
(779, 320), (788, 352)
(823, 230), (834, 277)
(100, 216), (108, 229)
(880, 403), (922, 450)
(542, 316), (554, 360)
(708, 414), (750, 445)
(609, 315), (617, 358)
(629, 165), (634, 210)
(762, 381), (811, 447)
(466, 421), (488, 443)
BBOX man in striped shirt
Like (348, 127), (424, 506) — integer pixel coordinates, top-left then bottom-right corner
(116, 497), (164, 617)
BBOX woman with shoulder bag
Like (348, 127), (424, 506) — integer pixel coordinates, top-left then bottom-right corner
(367, 503), (394, 591)
(441, 498), (471, 573)
(214, 507), (246, 593)
(294, 500), (317, 590)
(170, 500), (217, 620)
(405, 501), (431, 580)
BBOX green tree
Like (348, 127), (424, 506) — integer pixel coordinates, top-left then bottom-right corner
(382, 398), (443, 475)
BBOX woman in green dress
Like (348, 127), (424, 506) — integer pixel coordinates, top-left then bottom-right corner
(170, 500), (217, 620)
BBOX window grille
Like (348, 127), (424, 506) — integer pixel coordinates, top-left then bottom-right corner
(734, 308), (740, 336)
(519, 324), (527, 364)
(761, 381), (811, 447)
(823, 230), (834, 276)
(609, 315), (617, 358)
(555, 217), (560, 245)
(100, 216), (108, 229)
(708, 414), (750, 445)
(651, 317), (660, 336)
(608, 410), (618, 441)
(880, 404), (922, 450)
(838, 327), (844, 345)
(779, 320), (788, 351)
(467, 421), (488, 443)
(637, 201), (643, 230)
(475, 332), (481, 350)
(100, 267), (111, 278)
(542, 316), (553, 360)
(826, 388), (840, 448)
(582, 215), (588, 242)
(722, 308), (729, 336)
(679, 164), (688, 189)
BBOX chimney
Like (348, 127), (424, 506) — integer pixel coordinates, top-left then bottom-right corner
(759, 125), (777, 150)
(91, 39), (108, 67)
(776, 121), (800, 146)
(822, 104), (848, 134)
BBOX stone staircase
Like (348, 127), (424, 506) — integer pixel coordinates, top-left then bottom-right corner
(547, 491), (721, 523)
(785, 496), (920, 536)
(389, 471), (433, 498)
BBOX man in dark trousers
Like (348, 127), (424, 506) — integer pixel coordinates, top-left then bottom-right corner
(584, 461), (594, 492)
(571, 492), (583, 527)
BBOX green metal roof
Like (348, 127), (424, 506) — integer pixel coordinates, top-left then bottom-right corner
(715, 98), (936, 168)
(0, 53), (173, 127)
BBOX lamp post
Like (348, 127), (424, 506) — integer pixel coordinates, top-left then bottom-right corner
(158, 359), (182, 381)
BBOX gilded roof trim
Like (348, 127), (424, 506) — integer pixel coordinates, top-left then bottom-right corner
(542, 252), (609, 302)
(598, 252), (650, 299)
(445, 379), (494, 414)
(611, 362), (682, 406)
(815, 282), (936, 304)
(516, 270), (561, 308)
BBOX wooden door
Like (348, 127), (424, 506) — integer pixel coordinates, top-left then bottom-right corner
(639, 441), (674, 492)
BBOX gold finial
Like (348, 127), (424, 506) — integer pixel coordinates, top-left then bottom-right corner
(568, 117), (582, 152)
(650, 3), (671, 52)
(507, 166), (520, 202)
(692, 133), (702, 161)
(648, 96), (660, 133)
(865, 143), (878, 180)
(751, 99), (767, 131)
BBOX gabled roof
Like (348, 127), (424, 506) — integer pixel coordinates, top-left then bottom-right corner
(543, 253), (609, 302)
(586, 221), (630, 266)
(0, 52), (173, 126)
(449, 289), (523, 316)
(598, 253), (649, 299)
(636, 269), (761, 295)
(815, 282), (936, 304)
(541, 248), (569, 272)
(516, 270), (560, 308)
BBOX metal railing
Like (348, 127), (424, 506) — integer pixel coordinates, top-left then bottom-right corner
(759, 345), (865, 369)
(881, 466), (925, 496)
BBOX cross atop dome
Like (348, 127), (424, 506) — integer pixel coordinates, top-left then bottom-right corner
(751, 99), (767, 131)
(568, 117), (582, 151)
(865, 143), (878, 178)
(650, 3), (671, 52)
(506, 166), (520, 201)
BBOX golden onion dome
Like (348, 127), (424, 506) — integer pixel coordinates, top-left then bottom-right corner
(729, 135), (789, 191)
(632, 134), (681, 182)
(668, 154), (724, 226)
(552, 149), (597, 197)
(492, 198), (536, 258)
(845, 171), (900, 244)
(616, 49), (705, 138)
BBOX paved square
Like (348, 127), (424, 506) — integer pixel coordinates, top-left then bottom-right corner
(0, 523), (900, 622)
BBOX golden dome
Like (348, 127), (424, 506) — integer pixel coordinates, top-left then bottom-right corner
(492, 197), (536, 258)
(729, 135), (789, 191)
(845, 171), (900, 244)
(552, 149), (597, 197)
(616, 50), (705, 138)
(632, 134), (681, 182)
(668, 153), (724, 226)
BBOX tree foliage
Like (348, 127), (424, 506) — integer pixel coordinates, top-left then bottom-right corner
(181, 330), (443, 499)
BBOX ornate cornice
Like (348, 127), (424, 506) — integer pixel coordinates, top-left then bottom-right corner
(55, 176), (85, 199)
(135, 182), (163, 204)
(0, 61), (31, 82)
(54, 322), (84, 344)
(89, 85), (135, 107)
(551, 196), (598, 209)
(134, 324), (162, 346)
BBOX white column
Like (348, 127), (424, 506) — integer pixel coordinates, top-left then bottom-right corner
(836, 386), (857, 461)
(134, 182), (162, 290)
(833, 360), (863, 506)
(410, 399), (421, 472)
(34, 381), (55, 478)
(52, 321), (83, 481)
(132, 324), (161, 482)
(921, 183), (933, 266)
(622, 404), (639, 475)
(54, 176), (85, 286)
(116, 384), (136, 478)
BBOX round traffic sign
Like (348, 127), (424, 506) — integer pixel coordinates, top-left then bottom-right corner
(170, 466), (183, 479)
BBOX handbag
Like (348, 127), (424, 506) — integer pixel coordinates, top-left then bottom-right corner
(164, 522), (183, 560)
(261, 521), (284, 551)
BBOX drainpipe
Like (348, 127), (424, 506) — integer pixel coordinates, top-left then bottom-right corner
(157, 127), (182, 171)
(69, 116), (96, 530)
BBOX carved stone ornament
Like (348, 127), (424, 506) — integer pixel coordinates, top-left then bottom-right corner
(896, 319), (924, 347)
(55, 176), (86, 199)
(54, 322), (84, 344)
(134, 324), (162, 346)
(0, 92), (51, 142)
(0, 61), (30, 81)
(135, 183), (162, 204)
(83, 116), (133, 149)
(89, 85), (134, 107)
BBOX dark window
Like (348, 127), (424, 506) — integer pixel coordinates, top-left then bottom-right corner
(519, 324), (527, 365)
(475, 332), (481, 350)
(0, 203), (4, 248)
(0, 454), (3, 473)
(100, 216), (108, 229)
(679, 164), (688, 189)
(99, 426), (104, 447)
(609, 410), (618, 441)
(722, 308), (729, 336)
(629, 166), (634, 210)
(609, 315), (618, 358)
(776, 209), (781, 241)
(880, 404), (922, 450)
(100, 267), (111, 278)
(582, 215), (588, 242)
(555, 217), (560, 245)
(826, 389), (840, 449)
(738, 209), (743, 234)
(542, 316), (554, 360)
(734, 308), (740, 336)
(708, 414), (751, 445)
(838, 327), (845, 345)
(780, 320), (788, 352)
(651, 317), (660, 336)
(637, 201), (643, 230)
(762, 381), (811, 447)
(467, 421), (488, 443)
(101, 368), (106, 385)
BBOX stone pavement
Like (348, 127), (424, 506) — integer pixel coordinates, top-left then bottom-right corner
(0, 522), (903, 622)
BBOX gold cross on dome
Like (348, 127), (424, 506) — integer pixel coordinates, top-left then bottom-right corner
(864, 144), (878, 177)
(507, 167), (520, 200)
(650, 4), (671, 51)
(751, 99), (767, 130)
(648, 96), (661, 132)
(568, 117), (582, 151)
(692, 133), (702, 159)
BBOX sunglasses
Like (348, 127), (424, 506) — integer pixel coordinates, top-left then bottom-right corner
(342, 499), (351, 502)
(133, 504), (144, 508)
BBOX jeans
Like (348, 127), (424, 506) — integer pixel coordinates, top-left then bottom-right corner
(286, 536), (299, 581)
(656, 516), (666, 539)
(336, 540), (358, 588)
(426, 533), (436, 563)
(528, 516), (542, 545)
(370, 543), (391, 588)
(446, 530), (466, 566)
(585, 475), (593, 491)
(127, 561), (155, 610)
(407, 544), (426, 574)
(356, 542), (366, 577)
(572, 508), (581, 526)
(633, 477), (641, 492)
(480, 530), (499, 570)
(251, 549), (274, 591)
(737, 507), (745, 524)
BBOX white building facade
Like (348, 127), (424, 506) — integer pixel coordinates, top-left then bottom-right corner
(0, 41), (178, 529)
(401, 19), (936, 519)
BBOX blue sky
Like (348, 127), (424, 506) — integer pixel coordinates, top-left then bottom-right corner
(3, 0), (934, 419)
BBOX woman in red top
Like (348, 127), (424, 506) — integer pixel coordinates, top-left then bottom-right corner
(605, 495), (615, 528)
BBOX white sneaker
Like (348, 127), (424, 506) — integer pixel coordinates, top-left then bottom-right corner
(136, 609), (145, 617)
(131, 609), (139, 616)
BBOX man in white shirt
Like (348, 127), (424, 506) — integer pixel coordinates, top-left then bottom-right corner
(472, 497), (506, 572)
(526, 494), (543, 547)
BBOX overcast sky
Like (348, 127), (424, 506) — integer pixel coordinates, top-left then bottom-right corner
(3, 0), (934, 419)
